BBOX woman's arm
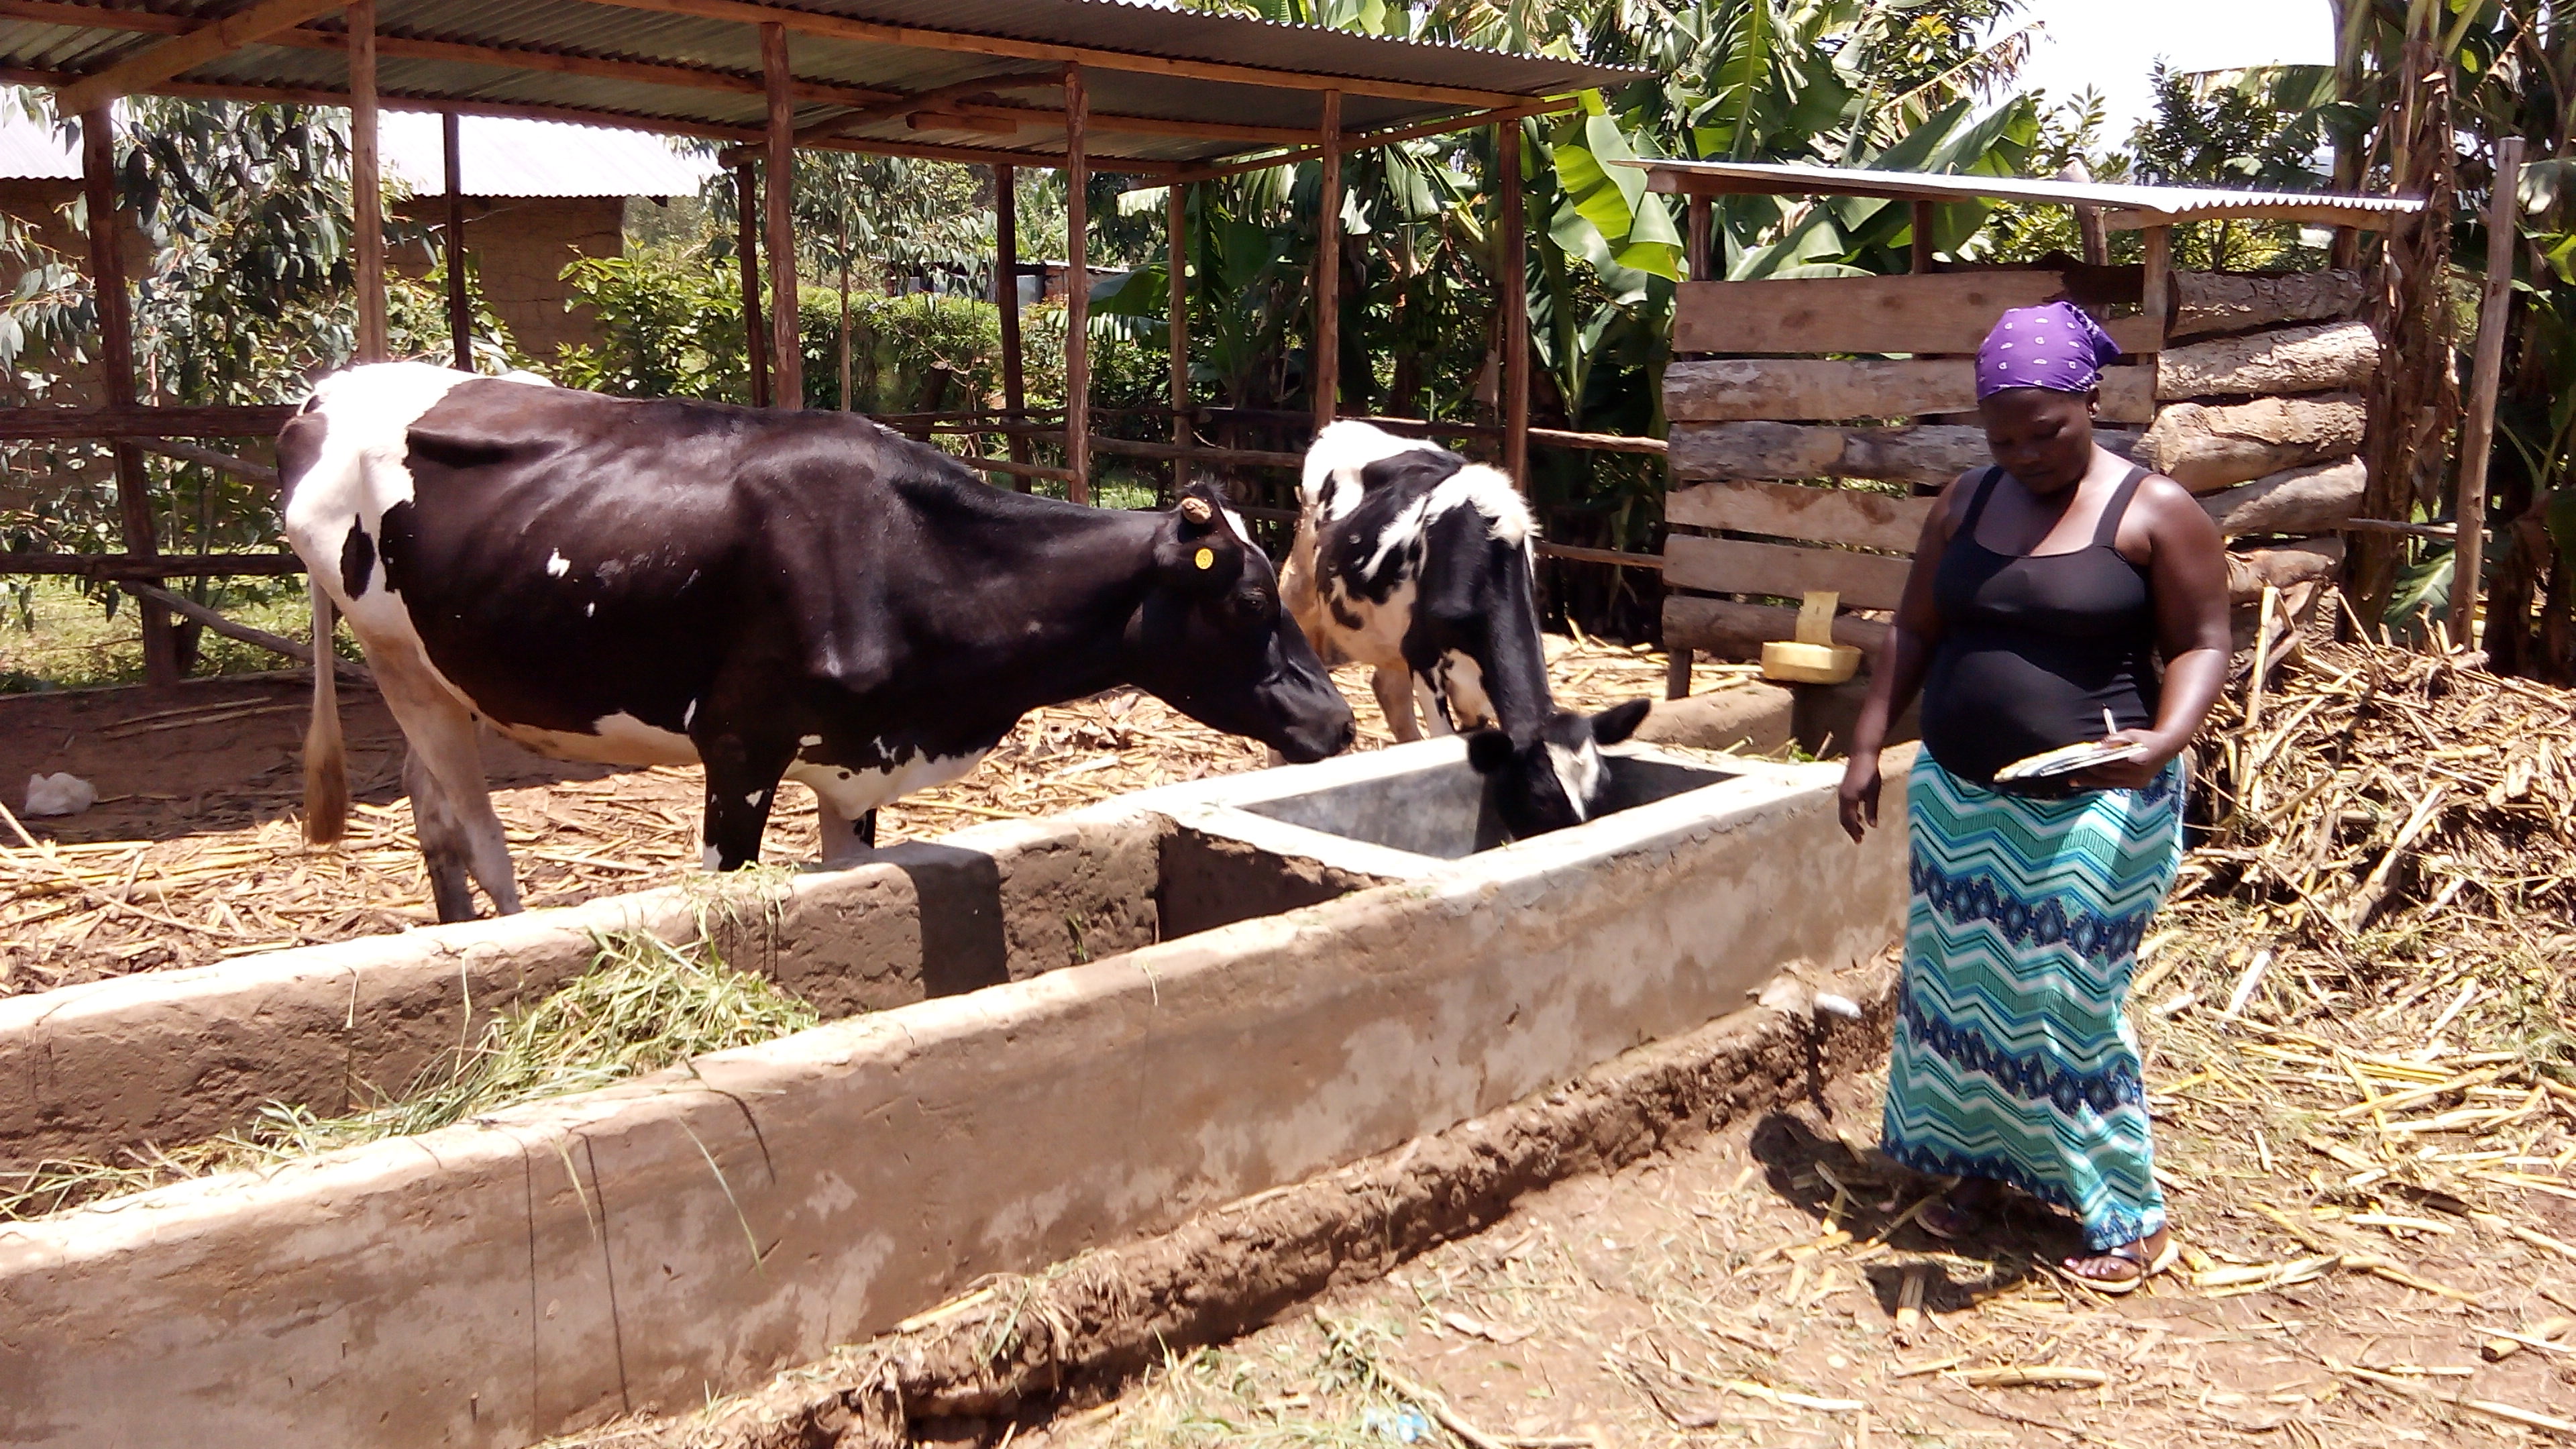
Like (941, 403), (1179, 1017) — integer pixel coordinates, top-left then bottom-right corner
(2075, 473), (2232, 791)
(1838, 474), (1968, 841)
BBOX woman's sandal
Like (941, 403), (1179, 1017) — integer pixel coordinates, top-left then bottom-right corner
(2061, 1234), (2180, 1294)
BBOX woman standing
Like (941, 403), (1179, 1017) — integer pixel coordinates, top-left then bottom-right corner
(1837, 301), (2231, 1291)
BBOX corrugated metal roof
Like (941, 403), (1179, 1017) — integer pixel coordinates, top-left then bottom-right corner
(0, 106), (78, 178)
(0, 103), (717, 193)
(0, 0), (1644, 166)
(1625, 160), (2425, 227)
(377, 110), (716, 194)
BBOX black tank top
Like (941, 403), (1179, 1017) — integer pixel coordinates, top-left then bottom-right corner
(1920, 466), (2160, 788)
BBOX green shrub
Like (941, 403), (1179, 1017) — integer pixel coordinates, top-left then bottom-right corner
(553, 246), (756, 403)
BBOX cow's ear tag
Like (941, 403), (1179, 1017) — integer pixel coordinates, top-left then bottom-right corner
(1193, 547), (1215, 570)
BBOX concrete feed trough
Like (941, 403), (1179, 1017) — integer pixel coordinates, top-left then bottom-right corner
(0, 739), (1912, 1448)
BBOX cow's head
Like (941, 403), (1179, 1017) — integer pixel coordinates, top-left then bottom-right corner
(1466, 698), (1654, 840)
(1125, 484), (1356, 762)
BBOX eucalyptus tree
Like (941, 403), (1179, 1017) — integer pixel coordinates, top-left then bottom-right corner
(1, 89), (498, 637)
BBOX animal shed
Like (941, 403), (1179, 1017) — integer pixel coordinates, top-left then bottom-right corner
(0, 0), (1648, 686)
(0, 25), (2444, 1449)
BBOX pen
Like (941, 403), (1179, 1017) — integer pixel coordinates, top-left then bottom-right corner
(2103, 706), (2117, 739)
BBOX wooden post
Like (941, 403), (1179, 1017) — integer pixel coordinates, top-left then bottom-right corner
(1168, 177), (1190, 494)
(2453, 136), (2524, 650)
(2139, 225), (2171, 343)
(735, 161), (768, 407)
(83, 105), (176, 684)
(1063, 62), (1090, 504)
(2330, 27), (2367, 273)
(1311, 89), (1342, 434)
(761, 22), (801, 409)
(1910, 199), (1936, 274)
(996, 163), (1030, 482)
(442, 109), (471, 372)
(1498, 117), (1527, 490)
(1671, 186), (1713, 694)
(348, 0), (384, 364)
(2056, 160), (2108, 266)
(836, 204), (851, 411)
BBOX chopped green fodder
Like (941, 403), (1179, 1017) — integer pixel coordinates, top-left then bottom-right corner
(0, 926), (816, 1221)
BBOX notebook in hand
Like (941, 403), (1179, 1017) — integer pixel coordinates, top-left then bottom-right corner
(1992, 739), (2149, 784)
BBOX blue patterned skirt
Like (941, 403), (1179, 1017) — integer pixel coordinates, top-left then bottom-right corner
(1881, 751), (2185, 1250)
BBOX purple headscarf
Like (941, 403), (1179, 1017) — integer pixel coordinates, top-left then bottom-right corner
(1974, 301), (2124, 400)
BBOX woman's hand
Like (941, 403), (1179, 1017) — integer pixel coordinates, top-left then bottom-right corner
(2070, 729), (2178, 791)
(1838, 755), (1882, 842)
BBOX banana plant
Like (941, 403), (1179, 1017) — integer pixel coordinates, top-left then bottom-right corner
(2314, 0), (2576, 676)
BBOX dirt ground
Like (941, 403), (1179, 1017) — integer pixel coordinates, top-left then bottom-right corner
(1029, 978), (2576, 1449)
(0, 641), (1743, 993)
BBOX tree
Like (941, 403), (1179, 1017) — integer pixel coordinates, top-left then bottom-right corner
(2127, 64), (2334, 272)
(1, 91), (506, 641)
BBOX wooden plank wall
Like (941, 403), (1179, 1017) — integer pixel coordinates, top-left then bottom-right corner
(1660, 265), (2161, 659)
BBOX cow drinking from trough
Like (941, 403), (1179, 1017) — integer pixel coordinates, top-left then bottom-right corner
(1280, 421), (1652, 839)
(280, 364), (1354, 922)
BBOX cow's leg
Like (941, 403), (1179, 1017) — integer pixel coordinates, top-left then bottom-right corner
(372, 653), (521, 918)
(1373, 667), (1423, 743)
(403, 746), (480, 924)
(812, 795), (879, 867)
(698, 729), (792, 871)
(1410, 673), (1456, 738)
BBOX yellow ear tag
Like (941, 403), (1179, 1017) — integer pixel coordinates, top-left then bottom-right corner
(1194, 547), (1215, 570)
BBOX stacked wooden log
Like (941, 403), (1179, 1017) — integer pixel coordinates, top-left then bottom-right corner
(2149, 271), (2375, 612)
(1658, 264), (2376, 665)
(1658, 267), (2153, 659)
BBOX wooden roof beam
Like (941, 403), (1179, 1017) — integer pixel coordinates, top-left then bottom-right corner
(1160, 99), (1572, 184)
(0, 0), (192, 35)
(2102, 206), (2402, 232)
(52, 0), (352, 115)
(0, 0), (904, 109)
(787, 66), (1062, 149)
(2, 63), (1179, 168)
(577, 0), (1539, 109)
(9, 3), (1312, 156)
(962, 101), (1315, 146)
(303, 25), (903, 107)
(1635, 168), (2411, 232)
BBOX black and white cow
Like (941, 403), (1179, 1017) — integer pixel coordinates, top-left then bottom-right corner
(1280, 421), (1651, 839)
(280, 363), (1353, 922)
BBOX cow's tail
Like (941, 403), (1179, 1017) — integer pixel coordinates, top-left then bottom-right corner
(303, 578), (350, 845)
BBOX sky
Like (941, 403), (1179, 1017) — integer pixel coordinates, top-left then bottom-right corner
(2002, 0), (2339, 143)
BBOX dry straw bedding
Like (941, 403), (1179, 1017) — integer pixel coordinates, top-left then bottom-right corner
(557, 635), (2576, 1449)
(2186, 635), (2576, 950)
(0, 640), (1742, 994)
(558, 918), (2576, 1449)
(0, 920), (816, 1220)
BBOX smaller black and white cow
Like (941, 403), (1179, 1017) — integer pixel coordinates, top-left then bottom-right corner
(280, 364), (1353, 922)
(1280, 421), (1652, 839)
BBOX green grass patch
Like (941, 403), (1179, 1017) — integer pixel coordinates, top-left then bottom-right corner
(0, 576), (359, 693)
